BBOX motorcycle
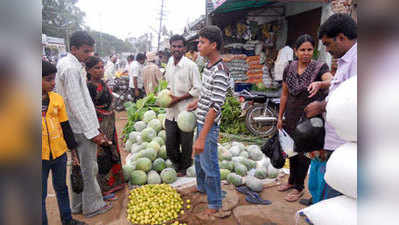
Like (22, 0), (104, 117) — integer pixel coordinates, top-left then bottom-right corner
(106, 76), (134, 111)
(239, 89), (282, 137)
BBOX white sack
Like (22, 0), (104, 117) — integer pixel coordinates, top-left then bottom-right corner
(296, 195), (357, 225)
(325, 142), (357, 199)
(326, 76), (357, 142)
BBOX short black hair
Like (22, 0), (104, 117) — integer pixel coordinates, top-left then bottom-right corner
(318, 13), (357, 40)
(85, 56), (103, 70)
(199, 26), (223, 50)
(42, 60), (57, 77)
(295, 34), (315, 49)
(136, 53), (146, 61)
(70, 31), (95, 50)
(127, 55), (135, 61)
(169, 35), (186, 46)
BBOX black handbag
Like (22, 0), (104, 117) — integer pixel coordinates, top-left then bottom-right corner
(97, 145), (118, 175)
(293, 114), (325, 153)
(261, 133), (286, 169)
(71, 165), (84, 194)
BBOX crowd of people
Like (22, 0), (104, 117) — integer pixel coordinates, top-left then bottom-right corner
(42, 12), (357, 224)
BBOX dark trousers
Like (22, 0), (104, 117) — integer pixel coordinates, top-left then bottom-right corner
(42, 153), (72, 225)
(288, 153), (311, 192)
(165, 119), (194, 171)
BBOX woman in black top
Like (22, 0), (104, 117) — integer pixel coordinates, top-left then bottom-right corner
(277, 34), (332, 202)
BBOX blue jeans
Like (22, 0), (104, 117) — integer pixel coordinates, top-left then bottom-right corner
(194, 123), (222, 210)
(308, 159), (342, 204)
(42, 153), (72, 225)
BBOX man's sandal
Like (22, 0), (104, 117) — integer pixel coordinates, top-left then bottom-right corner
(284, 190), (304, 202)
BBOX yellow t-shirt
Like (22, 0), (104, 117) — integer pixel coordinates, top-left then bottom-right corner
(41, 92), (69, 160)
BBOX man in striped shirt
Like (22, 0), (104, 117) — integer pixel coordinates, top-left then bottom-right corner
(187, 26), (230, 220)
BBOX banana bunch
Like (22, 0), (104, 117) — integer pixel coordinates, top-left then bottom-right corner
(224, 25), (233, 37)
(236, 23), (247, 36)
(261, 24), (271, 39)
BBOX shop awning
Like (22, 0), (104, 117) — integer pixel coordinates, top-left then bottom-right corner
(210, 0), (329, 14)
(210, 0), (276, 15)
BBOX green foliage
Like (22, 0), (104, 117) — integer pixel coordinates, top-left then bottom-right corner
(42, 0), (86, 39)
(221, 95), (249, 135)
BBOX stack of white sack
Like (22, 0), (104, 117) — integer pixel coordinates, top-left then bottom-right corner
(297, 76), (357, 225)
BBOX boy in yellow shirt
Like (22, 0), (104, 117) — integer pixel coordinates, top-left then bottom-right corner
(42, 60), (86, 225)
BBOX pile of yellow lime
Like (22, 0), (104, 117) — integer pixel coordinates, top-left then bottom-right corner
(126, 184), (189, 225)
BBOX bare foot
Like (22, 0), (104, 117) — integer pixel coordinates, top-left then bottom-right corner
(195, 208), (218, 221)
(181, 185), (202, 195)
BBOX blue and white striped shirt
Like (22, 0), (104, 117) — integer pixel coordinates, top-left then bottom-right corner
(196, 59), (230, 125)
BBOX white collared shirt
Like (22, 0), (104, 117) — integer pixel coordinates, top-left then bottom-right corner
(165, 56), (202, 121)
(129, 61), (144, 89)
(55, 53), (100, 139)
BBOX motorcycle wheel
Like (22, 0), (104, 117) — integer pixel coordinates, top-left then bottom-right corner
(245, 105), (277, 137)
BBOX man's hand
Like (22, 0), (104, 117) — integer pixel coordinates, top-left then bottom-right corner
(91, 133), (112, 146)
(304, 101), (325, 118)
(192, 137), (205, 159)
(187, 99), (199, 112)
(167, 95), (180, 108)
(71, 149), (80, 166)
(308, 81), (322, 98)
(134, 88), (140, 97)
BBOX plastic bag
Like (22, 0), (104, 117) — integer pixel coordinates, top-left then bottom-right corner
(294, 115), (325, 153)
(260, 133), (286, 169)
(278, 129), (298, 158)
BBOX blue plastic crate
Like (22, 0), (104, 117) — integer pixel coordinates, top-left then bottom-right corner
(234, 83), (253, 92)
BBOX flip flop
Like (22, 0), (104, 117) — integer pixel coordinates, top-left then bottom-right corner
(235, 185), (251, 195)
(103, 193), (118, 201)
(285, 190), (304, 202)
(84, 203), (112, 218)
(278, 183), (294, 192)
(236, 186), (272, 205)
(245, 193), (272, 205)
(299, 197), (312, 206)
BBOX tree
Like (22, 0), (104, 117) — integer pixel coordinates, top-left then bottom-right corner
(42, 0), (86, 49)
(88, 31), (134, 57)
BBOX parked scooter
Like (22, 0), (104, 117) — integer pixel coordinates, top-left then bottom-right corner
(239, 89), (282, 137)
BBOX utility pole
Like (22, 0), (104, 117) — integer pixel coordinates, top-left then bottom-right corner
(99, 12), (103, 56)
(157, 0), (165, 51)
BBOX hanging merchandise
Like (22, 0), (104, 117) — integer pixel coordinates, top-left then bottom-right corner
(224, 25), (233, 37)
(222, 54), (248, 82)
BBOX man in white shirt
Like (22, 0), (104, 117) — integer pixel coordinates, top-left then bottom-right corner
(104, 55), (117, 80)
(55, 31), (112, 218)
(124, 54), (134, 74)
(129, 53), (146, 101)
(274, 44), (293, 81)
(165, 35), (202, 176)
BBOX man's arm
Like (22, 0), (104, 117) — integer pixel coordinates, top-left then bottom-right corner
(192, 108), (217, 156)
(304, 100), (327, 118)
(168, 64), (201, 107)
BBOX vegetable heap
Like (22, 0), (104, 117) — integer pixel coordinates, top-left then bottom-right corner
(126, 184), (189, 225)
(186, 141), (281, 192)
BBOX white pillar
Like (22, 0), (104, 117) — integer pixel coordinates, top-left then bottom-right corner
(317, 3), (334, 68)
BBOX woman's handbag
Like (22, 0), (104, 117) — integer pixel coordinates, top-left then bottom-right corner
(97, 145), (117, 175)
